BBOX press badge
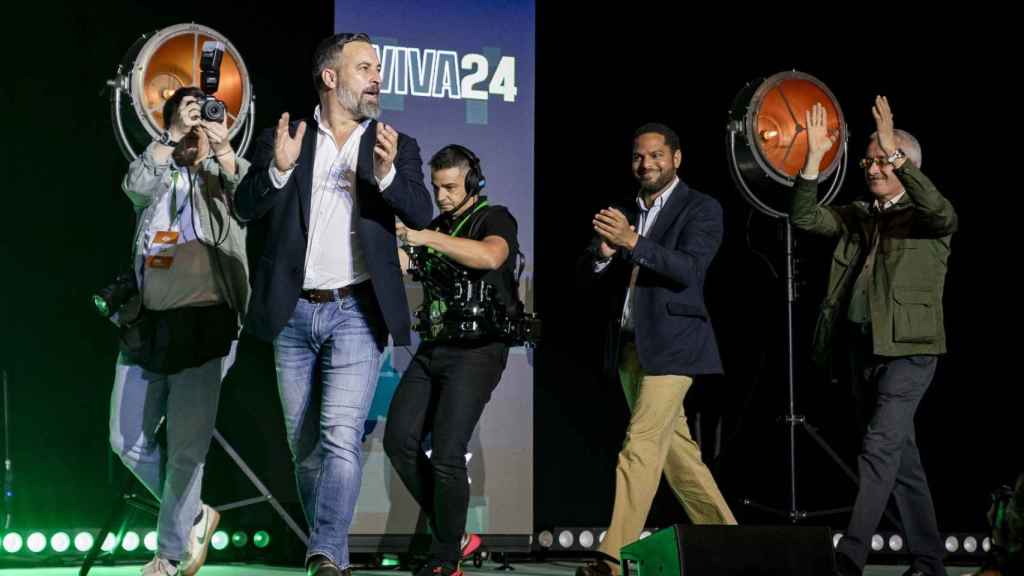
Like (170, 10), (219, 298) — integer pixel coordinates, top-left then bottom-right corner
(146, 230), (180, 269)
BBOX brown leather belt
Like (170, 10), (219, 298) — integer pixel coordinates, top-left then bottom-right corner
(300, 285), (355, 303)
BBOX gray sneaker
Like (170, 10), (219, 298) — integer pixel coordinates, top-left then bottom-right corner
(140, 556), (178, 576)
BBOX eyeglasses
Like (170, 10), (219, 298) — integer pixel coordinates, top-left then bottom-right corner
(859, 157), (892, 169)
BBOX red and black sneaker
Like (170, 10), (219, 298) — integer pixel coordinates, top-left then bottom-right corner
(415, 560), (463, 576)
(460, 533), (482, 560)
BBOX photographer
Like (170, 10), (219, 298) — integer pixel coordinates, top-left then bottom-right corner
(384, 145), (520, 576)
(107, 86), (249, 576)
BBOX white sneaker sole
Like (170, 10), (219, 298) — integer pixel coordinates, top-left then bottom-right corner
(182, 506), (220, 576)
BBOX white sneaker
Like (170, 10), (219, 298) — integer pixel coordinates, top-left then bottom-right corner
(179, 503), (220, 576)
(140, 556), (178, 576)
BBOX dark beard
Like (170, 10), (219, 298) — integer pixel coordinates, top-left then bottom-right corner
(172, 130), (202, 166)
(639, 172), (673, 193)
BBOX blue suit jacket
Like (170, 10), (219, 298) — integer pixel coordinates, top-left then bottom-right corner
(235, 118), (433, 345)
(585, 180), (724, 376)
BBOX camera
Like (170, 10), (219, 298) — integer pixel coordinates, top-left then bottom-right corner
(405, 245), (541, 346)
(93, 269), (138, 318)
(199, 41), (226, 123)
(198, 96), (225, 123)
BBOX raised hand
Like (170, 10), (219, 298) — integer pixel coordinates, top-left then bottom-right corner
(802, 102), (838, 178)
(374, 122), (398, 181)
(273, 112), (307, 172)
(200, 116), (231, 155)
(872, 95), (897, 155)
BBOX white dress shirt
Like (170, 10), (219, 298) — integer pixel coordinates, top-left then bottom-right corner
(269, 106), (396, 289)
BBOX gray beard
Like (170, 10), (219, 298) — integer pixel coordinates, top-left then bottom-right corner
(336, 87), (380, 120)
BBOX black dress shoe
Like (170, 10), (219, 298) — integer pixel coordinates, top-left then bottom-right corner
(307, 554), (345, 576)
(576, 560), (615, 576)
(901, 562), (949, 576)
(834, 552), (861, 576)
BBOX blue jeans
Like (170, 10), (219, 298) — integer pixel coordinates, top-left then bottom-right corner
(274, 286), (386, 568)
(108, 342), (235, 561)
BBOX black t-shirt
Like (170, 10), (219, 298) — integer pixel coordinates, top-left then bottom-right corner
(432, 201), (520, 313)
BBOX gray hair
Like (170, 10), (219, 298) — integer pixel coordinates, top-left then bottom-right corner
(870, 129), (922, 168)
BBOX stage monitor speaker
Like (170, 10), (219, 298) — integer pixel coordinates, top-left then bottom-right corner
(621, 525), (835, 576)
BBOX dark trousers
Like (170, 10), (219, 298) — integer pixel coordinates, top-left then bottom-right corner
(383, 341), (509, 564)
(837, 323), (946, 576)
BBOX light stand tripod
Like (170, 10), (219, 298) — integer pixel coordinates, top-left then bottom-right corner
(81, 427), (308, 575)
(738, 217), (862, 522)
(723, 72), (903, 525)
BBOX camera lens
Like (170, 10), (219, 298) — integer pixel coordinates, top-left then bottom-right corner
(202, 99), (226, 123)
(93, 271), (138, 317)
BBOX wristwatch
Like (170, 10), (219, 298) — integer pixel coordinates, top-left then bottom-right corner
(156, 131), (178, 147)
(886, 148), (906, 165)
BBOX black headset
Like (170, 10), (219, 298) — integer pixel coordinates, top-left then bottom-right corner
(441, 144), (487, 196)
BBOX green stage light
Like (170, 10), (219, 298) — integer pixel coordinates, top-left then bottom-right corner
(92, 295), (112, 317)
(253, 531), (270, 549)
(75, 532), (94, 552)
(101, 532), (117, 552)
(231, 531), (248, 548)
(3, 532), (24, 553)
(382, 554), (400, 567)
(144, 531), (158, 552)
(50, 532), (71, 553)
(27, 532), (47, 553)
(123, 531), (140, 552)
(211, 531), (229, 551)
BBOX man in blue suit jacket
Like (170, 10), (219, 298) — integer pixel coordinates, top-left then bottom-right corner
(578, 123), (736, 576)
(235, 33), (432, 576)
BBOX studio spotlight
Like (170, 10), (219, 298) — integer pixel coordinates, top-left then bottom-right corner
(106, 23), (255, 162)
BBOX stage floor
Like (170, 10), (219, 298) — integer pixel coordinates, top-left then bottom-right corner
(0, 560), (983, 576)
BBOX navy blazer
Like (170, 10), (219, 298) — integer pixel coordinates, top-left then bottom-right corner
(585, 180), (724, 376)
(235, 118), (433, 345)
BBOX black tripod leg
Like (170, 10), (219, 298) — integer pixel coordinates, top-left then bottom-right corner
(802, 421), (858, 484)
(801, 421), (905, 531)
(80, 475), (133, 576)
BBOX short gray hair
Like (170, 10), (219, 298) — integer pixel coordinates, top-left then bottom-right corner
(870, 129), (922, 168)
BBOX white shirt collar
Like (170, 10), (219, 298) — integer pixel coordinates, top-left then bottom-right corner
(874, 190), (906, 211)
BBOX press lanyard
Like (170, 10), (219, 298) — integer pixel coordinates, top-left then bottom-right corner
(168, 169), (196, 228)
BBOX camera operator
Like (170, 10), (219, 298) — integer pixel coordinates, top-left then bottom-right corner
(384, 144), (520, 576)
(107, 86), (250, 576)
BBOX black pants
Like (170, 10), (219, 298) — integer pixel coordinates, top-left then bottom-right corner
(837, 323), (946, 576)
(383, 340), (509, 564)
